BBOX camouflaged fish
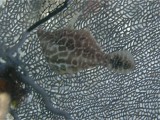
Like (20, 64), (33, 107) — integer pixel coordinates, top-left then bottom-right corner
(37, 12), (135, 74)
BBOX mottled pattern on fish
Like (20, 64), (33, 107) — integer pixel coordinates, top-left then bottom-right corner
(37, 28), (107, 74)
(37, 28), (135, 74)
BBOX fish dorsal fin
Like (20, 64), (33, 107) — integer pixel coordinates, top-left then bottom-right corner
(67, 11), (82, 29)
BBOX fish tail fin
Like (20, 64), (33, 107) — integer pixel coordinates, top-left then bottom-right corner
(107, 50), (135, 74)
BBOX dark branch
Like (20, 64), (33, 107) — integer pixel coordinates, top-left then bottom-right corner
(27, 0), (69, 32)
(6, 56), (73, 120)
(8, 0), (69, 55)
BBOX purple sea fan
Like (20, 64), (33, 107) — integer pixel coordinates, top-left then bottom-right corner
(37, 28), (135, 74)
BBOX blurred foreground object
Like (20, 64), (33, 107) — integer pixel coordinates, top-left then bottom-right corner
(0, 92), (11, 120)
(0, 66), (27, 119)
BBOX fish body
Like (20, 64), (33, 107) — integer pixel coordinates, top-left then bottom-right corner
(37, 28), (107, 74)
(37, 28), (135, 74)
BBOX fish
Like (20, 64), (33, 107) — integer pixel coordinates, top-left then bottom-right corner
(37, 28), (135, 74)
(37, 10), (135, 74)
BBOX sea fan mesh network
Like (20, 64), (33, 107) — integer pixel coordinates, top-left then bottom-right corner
(0, 0), (160, 120)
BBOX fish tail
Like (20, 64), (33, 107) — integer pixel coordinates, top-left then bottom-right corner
(107, 50), (135, 74)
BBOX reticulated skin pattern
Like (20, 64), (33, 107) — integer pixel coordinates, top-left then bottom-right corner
(37, 28), (106, 74)
(37, 29), (135, 74)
